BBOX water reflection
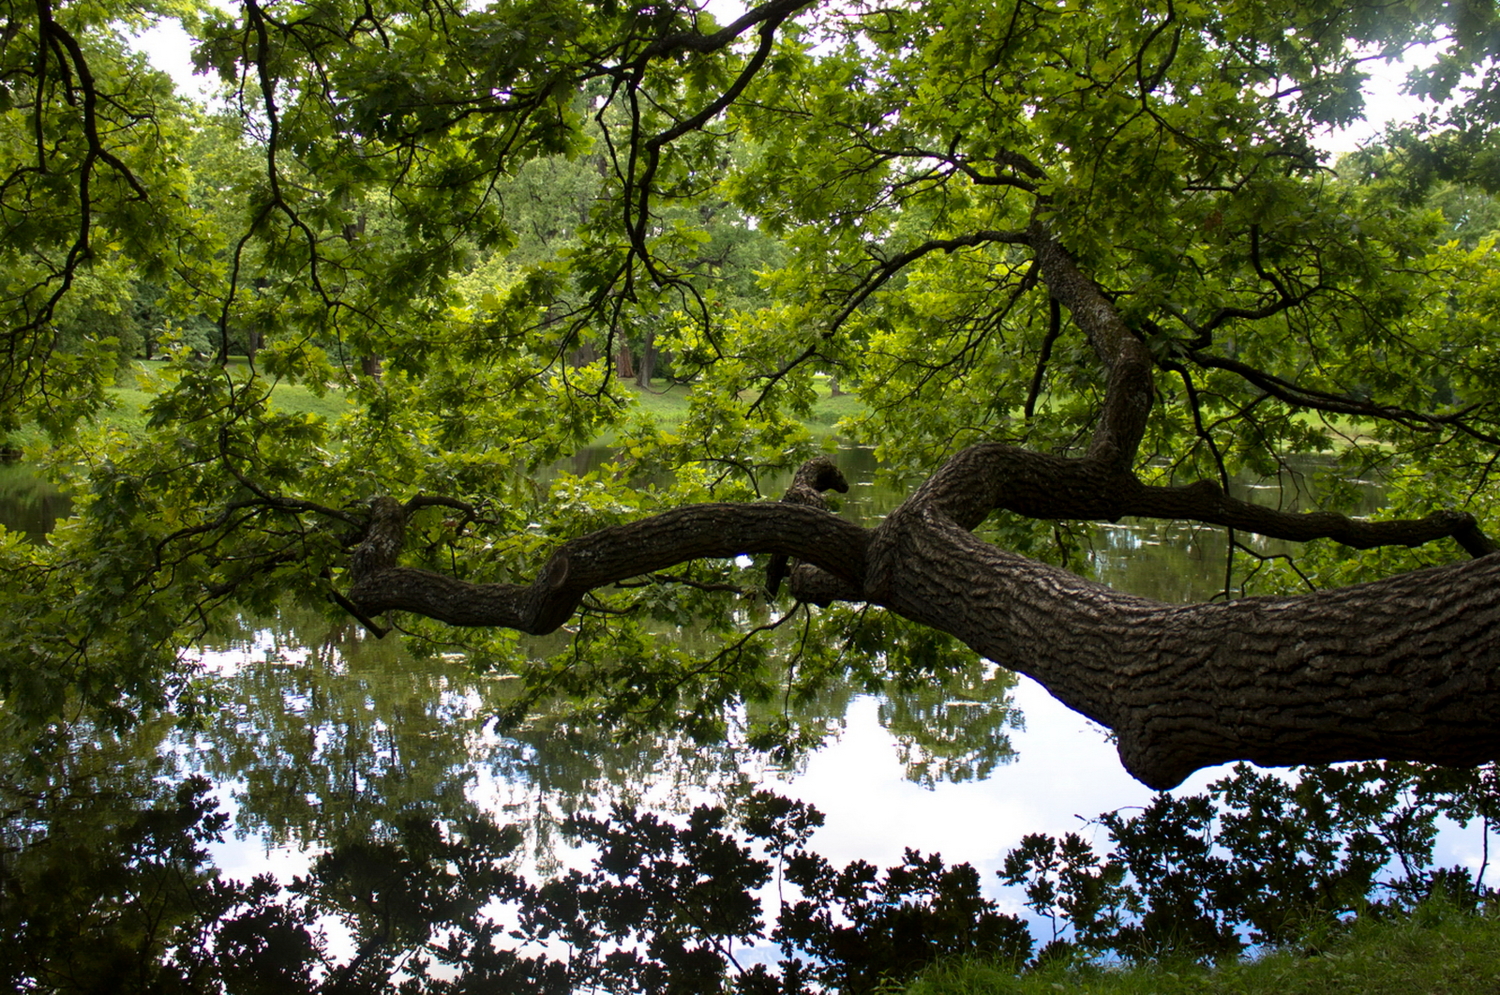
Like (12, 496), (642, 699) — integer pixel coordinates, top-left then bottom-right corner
(0, 713), (215, 988)
(1085, 459), (1385, 601)
(878, 659), (1024, 788)
(181, 604), (1022, 866)
(0, 447), (1388, 984)
(0, 463), (70, 542)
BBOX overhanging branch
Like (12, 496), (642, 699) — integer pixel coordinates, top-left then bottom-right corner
(349, 498), (870, 634)
(1187, 349), (1500, 449)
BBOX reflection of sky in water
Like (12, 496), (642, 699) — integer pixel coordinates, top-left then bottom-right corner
(191, 635), (1495, 959)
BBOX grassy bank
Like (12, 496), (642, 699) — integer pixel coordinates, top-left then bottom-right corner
(4, 363), (866, 449)
(5, 360), (355, 449)
(624, 376), (866, 430)
(901, 905), (1500, 995)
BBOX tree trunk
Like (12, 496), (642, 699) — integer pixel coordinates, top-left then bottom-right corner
(636, 330), (657, 388)
(615, 342), (634, 380)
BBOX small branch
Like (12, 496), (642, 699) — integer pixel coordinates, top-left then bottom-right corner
(1024, 295), (1062, 423)
(641, 0), (814, 59)
(217, 426), (366, 527)
(1027, 221), (1155, 472)
(829, 230), (1031, 335)
(1232, 539), (1318, 594)
(329, 588), (391, 638)
(616, 573), (755, 595)
(767, 456), (851, 597)
(1187, 350), (1500, 449)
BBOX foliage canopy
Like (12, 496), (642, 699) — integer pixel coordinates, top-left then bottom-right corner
(1, 0), (1498, 780)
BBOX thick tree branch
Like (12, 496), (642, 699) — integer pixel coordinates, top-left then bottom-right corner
(343, 193), (1499, 789)
(347, 442), (1500, 790)
(888, 444), (1498, 557)
(873, 504), (1500, 789)
(1131, 476), (1500, 557)
(349, 498), (870, 634)
(1026, 222), (1155, 472)
(767, 455), (850, 597)
(342, 208), (1499, 792)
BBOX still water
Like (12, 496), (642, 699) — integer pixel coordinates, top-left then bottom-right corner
(0, 450), (1491, 957)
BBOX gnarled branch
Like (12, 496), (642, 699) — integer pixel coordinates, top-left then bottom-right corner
(343, 225), (1499, 790)
(347, 443), (1499, 789)
(350, 500), (870, 634)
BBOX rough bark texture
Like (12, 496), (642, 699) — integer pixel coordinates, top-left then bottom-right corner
(869, 498), (1500, 789)
(348, 470), (1500, 789)
(346, 223), (1500, 789)
(766, 455), (850, 597)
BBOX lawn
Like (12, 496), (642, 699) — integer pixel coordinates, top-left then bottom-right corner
(900, 904), (1500, 995)
(3, 363), (867, 450)
(621, 376), (866, 435)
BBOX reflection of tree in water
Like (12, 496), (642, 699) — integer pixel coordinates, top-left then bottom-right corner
(9, 441), (1270, 896)
(879, 658), (1023, 788)
(183, 601), (1023, 867)
(823, 606), (1022, 788)
(0, 712), (1035, 992)
(0, 715), (219, 989)
(1085, 461), (1388, 602)
(195, 619), (485, 849)
(0, 451), (1027, 981)
(0, 464), (71, 542)
(186, 608), (773, 868)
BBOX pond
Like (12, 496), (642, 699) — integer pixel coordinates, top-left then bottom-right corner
(1, 450), (1491, 975)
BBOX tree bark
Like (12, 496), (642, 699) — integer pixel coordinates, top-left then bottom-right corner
(865, 489), (1500, 789)
(569, 341), (598, 368)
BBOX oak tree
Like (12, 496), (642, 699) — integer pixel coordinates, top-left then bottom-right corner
(2, 0), (1499, 787)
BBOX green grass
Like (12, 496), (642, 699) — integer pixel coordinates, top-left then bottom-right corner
(128, 359), (355, 423)
(263, 382), (357, 421)
(4, 366), (867, 451)
(621, 379), (695, 423)
(3, 359), (1383, 456)
(607, 375), (867, 436)
(899, 907), (1500, 995)
(1289, 409), (1384, 448)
